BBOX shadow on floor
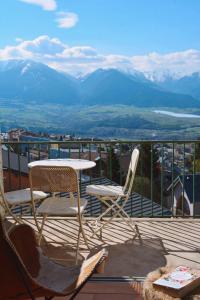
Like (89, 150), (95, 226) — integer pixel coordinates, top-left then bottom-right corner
(99, 238), (167, 277)
(40, 235), (167, 278)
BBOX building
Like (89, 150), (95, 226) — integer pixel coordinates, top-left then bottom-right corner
(166, 174), (200, 216)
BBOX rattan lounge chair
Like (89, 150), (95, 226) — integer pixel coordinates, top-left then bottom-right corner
(29, 165), (89, 263)
(86, 148), (140, 237)
(0, 216), (107, 300)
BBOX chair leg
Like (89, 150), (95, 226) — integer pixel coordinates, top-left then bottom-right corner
(75, 214), (90, 264)
(90, 202), (120, 237)
(78, 214), (90, 250)
(80, 221), (90, 249)
(38, 214), (48, 245)
(89, 199), (117, 238)
(115, 209), (141, 240)
(135, 224), (142, 241)
(75, 227), (81, 265)
(90, 197), (140, 239)
(100, 216), (103, 239)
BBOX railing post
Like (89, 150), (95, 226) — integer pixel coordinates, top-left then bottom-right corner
(161, 143), (164, 216)
(193, 142), (196, 217)
(151, 142), (153, 217)
(172, 142), (175, 217)
(0, 138), (4, 193)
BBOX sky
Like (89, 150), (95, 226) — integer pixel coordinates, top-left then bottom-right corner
(1, 0), (200, 79)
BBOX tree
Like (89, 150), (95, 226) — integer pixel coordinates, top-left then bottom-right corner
(132, 176), (151, 199)
(195, 137), (200, 159)
(108, 147), (121, 183)
(136, 144), (161, 202)
(137, 144), (160, 180)
(190, 138), (200, 172)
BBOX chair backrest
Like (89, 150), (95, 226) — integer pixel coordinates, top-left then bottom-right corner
(29, 165), (79, 193)
(123, 148), (139, 197)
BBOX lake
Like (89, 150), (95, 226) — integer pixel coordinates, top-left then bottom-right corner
(153, 110), (200, 118)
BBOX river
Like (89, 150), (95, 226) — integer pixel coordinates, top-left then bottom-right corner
(153, 110), (200, 118)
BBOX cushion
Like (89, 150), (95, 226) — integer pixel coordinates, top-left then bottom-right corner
(5, 188), (47, 205)
(37, 196), (87, 216)
(86, 185), (125, 197)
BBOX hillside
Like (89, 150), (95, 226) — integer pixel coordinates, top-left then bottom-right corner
(0, 60), (79, 104)
(157, 73), (200, 101)
(80, 69), (199, 107)
(1, 103), (200, 139)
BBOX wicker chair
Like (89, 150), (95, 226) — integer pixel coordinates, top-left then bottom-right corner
(0, 216), (107, 300)
(29, 165), (89, 263)
(86, 148), (140, 237)
(0, 185), (47, 231)
(0, 143), (47, 228)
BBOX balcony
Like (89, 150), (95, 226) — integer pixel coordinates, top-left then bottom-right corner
(3, 140), (200, 217)
(2, 140), (200, 299)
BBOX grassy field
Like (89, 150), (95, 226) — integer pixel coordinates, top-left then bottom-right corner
(1, 100), (200, 139)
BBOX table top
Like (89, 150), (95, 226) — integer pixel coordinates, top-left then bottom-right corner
(28, 158), (96, 171)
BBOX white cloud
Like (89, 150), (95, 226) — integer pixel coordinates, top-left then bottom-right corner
(1, 35), (200, 78)
(131, 49), (200, 80)
(56, 12), (79, 28)
(0, 35), (66, 60)
(19, 0), (57, 11)
(61, 46), (98, 58)
(15, 38), (24, 43)
(0, 45), (33, 60)
(24, 35), (66, 55)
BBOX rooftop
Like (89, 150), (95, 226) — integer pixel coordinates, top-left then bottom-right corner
(174, 174), (200, 203)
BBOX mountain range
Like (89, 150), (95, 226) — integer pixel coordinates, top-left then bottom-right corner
(0, 59), (200, 108)
(156, 73), (200, 101)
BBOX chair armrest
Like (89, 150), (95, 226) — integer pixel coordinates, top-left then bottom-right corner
(95, 257), (107, 274)
(75, 249), (108, 289)
(8, 224), (41, 277)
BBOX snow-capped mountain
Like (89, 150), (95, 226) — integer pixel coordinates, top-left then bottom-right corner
(0, 59), (199, 108)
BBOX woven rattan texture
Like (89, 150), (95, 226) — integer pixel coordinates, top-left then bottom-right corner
(30, 166), (78, 193)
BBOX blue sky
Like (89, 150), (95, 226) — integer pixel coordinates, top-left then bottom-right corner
(1, 0), (200, 78)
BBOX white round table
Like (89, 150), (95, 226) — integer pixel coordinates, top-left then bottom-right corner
(28, 158), (96, 170)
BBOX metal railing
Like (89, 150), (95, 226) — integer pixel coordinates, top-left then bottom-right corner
(2, 140), (200, 218)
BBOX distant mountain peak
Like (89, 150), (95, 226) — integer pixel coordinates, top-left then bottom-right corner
(155, 71), (200, 100)
(144, 70), (182, 82)
(21, 62), (32, 75)
(0, 59), (79, 104)
(80, 66), (199, 107)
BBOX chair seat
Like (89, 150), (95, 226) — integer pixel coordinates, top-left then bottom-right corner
(36, 248), (105, 294)
(86, 185), (125, 198)
(37, 196), (87, 216)
(5, 188), (47, 206)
